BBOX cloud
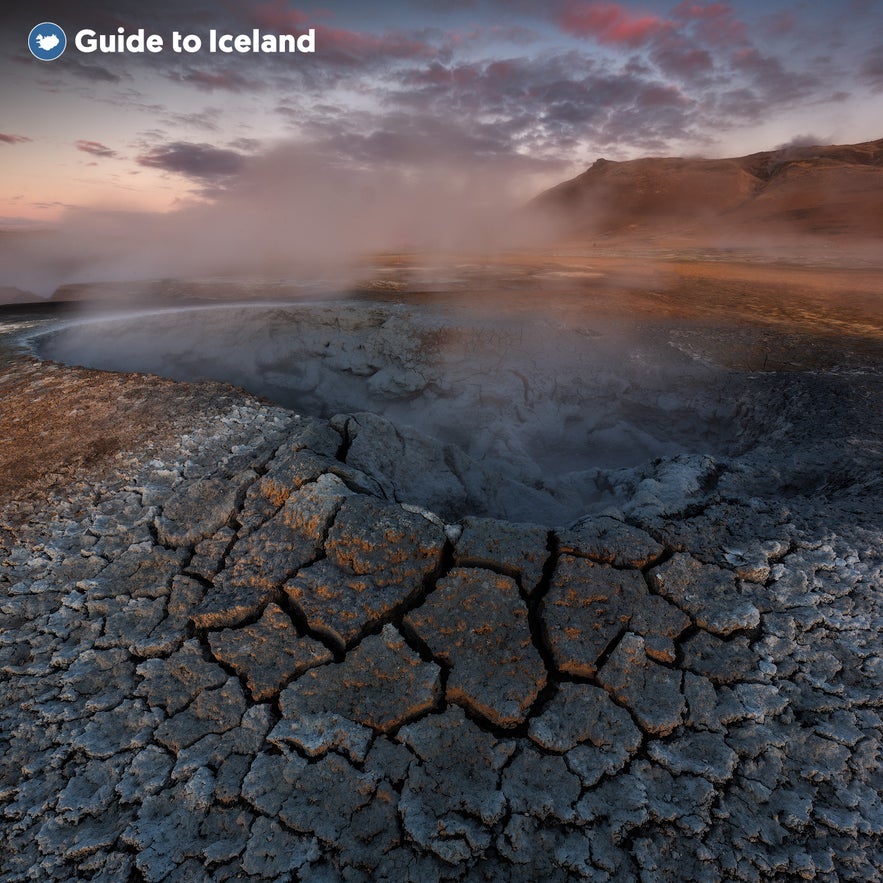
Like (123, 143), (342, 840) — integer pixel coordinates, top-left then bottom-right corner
(250, 1), (436, 66)
(162, 108), (223, 133)
(136, 141), (245, 179)
(75, 140), (117, 158)
(557, 2), (670, 46)
(761, 11), (797, 38)
(862, 47), (883, 91)
(775, 134), (826, 150)
(0, 133), (31, 145)
(228, 137), (263, 152)
(672, 1), (747, 47)
(177, 69), (257, 92)
(63, 58), (122, 83)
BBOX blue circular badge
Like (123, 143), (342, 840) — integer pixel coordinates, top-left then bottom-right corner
(28, 22), (67, 61)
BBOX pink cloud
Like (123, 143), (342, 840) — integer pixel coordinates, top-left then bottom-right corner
(672, 1), (747, 45)
(673, 1), (730, 19)
(763, 11), (797, 37)
(250, 2), (311, 34)
(250, 1), (431, 62)
(557, 2), (670, 47)
(0, 133), (31, 145)
(75, 140), (117, 158)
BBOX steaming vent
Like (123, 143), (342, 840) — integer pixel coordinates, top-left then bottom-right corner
(38, 301), (762, 524)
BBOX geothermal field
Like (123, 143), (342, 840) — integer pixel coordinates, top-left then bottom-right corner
(1, 241), (882, 880)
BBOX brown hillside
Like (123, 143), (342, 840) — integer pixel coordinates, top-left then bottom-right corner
(533, 138), (883, 239)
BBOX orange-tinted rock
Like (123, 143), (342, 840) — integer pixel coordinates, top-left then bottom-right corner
(208, 603), (332, 701)
(405, 567), (546, 727)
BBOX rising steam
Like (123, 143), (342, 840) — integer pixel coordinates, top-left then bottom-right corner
(0, 141), (565, 298)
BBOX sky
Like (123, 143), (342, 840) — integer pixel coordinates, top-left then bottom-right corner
(0, 0), (881, 228)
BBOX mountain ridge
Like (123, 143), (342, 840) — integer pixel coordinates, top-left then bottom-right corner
(532, 137), (883, 239)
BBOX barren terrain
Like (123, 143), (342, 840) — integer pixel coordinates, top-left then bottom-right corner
(1, 249), (881, 881)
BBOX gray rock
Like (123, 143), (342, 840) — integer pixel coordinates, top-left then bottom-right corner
(242, 751), (307, 818)
(155, 471), (255, 548)
(241, 816), (319, 877)
(276, 753), (378, 844)
(529, 682), (642, 756)
(154, 678), (247, 752)
(681, 630), (757, 685)
(405, 567), (546, 727)
(648, 731), (739, 784)
(558, 515), (664, 568)
(186, 526), (236, 581)
(71, 699), (163, 759)
(501, 746), (581, 823)
(398, 707), (515, 864)
(116, 746), (174, 803)
(542, 555), (688, 677)
(652, 553), (761, 636)
(597, 633), (684, 736)
(454, 516), (549, 595)
(269, 625), (441, 759)
(208, 602), (332, 701)
(136, 639), (228, 714)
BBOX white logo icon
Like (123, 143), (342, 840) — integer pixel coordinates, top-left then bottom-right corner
(35, 33), (60, 52)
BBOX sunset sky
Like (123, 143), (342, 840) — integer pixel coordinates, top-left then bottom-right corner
(1, 0), (882, 224)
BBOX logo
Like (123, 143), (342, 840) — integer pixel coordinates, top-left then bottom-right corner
(28, 22), (67, 61)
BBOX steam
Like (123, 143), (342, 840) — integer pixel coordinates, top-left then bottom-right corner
(36, 300), (751, 523)
(0, 142), (564, 298)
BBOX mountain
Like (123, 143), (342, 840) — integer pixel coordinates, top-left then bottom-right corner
(532, 138), (883, 240)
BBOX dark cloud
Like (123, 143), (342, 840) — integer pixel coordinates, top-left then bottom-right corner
(729, 46), (818, 105)
(162, 108), (222, 132)
(0, 133), (31, 145)
(373, 52), (701, 161)
(672, 2), (748, 47)
(0, 0), (876, 197)
(761, 10), (798, 38)
(177, 69), (257, 92)
(228, 137), (263, 152)
(62, 58), (122, 83)
(75, 139), (117, 158)
(862, 47), (883, 91)
(649, 31), (715, 80)
(136, 141), (245, 179)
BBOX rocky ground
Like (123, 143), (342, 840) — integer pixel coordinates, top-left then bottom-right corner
(1, 293), (882, 881)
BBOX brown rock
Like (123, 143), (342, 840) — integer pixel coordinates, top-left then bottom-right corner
(542, 556), (643, 677)
(285, 561), (419, 650)
(557, 516), (664, 568)
(273, 624), (441, 751)
(405, 567), (546, 727)
(325, 496), (445, 587)
(454, 516), (550, 595)
(208, 603), (332, 701)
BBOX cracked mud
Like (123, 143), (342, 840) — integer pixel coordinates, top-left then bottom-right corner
(1, 300), (882, 882)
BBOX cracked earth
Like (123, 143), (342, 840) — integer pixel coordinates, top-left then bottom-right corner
(1, 303), (882, 881)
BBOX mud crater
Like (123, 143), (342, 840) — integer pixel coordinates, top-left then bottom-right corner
(39, 301), (766, 522)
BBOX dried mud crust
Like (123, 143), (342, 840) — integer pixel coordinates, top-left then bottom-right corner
(1, 354), (882, 882)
